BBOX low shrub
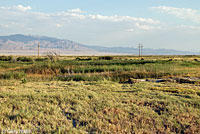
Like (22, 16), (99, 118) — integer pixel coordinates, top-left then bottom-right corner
(98, 56), (114, 60)
(0, 72), (26, 80)
(25, 62), (63, 74)
(35, 58), (48, 62)
(0, 56), (13, 61)
(76, 57), (92, 61)
(21, 78), (27, 84)
(57, 75), (103, 81)
(17, 57), (33, 62)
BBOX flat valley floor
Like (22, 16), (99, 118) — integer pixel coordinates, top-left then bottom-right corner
(0, 55), (200, 133)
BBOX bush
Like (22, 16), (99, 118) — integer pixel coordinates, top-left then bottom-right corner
(0, 56), (13, 61)
(57, 75), (102, 81)
(0, 72), (26, 80)
(76, 57), (92, 61)
(25, 62), (63, 74)
(98, 56), (114, 60)
(17, 57), (33, 62)
(21, 78), (27, 84)
(35, 58), (48, 62)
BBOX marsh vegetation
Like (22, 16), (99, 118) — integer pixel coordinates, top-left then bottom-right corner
(0, 55), (200, 133)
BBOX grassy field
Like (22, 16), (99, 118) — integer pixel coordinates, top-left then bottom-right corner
(0, 55), (200, 133)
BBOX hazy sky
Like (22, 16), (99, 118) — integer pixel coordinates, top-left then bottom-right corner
(0, 0), (200, 51)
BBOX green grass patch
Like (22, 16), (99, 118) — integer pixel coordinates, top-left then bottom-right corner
(0, 72), (26, 80)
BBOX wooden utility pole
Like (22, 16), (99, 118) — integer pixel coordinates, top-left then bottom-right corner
(138, 44), (143, 57)
(38, 42), (40, 57)
(138, 44), (141, 57)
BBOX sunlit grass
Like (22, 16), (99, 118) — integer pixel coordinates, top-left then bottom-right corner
(0, 80), (200, 133)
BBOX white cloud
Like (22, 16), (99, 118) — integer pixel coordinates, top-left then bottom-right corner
(0, 5), (32, 11)
(16, 5), (32, 11)
(152, 6), (200, 23)
(177, 25), (200, 30)
(56, 24), (62, 28)
(126, 28), (134, 32)
(126, 23), (160, 32)
(67, 8), (85, 13)
(0, 24), (9, 28)
(0, 5), (159, 26)
(52, 11), (159, 24)
(87, 14), (159, 24)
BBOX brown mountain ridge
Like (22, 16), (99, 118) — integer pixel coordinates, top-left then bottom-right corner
(0, 34), (198, 55)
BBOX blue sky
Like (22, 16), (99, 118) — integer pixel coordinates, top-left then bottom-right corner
(0, 0), (200, 51)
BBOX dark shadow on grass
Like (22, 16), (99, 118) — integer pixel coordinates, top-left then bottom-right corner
(62, 111), (88, 128)
(172, 94), (192, 99)
(7, 115), (18, 120)
(113, 90), (138, 93)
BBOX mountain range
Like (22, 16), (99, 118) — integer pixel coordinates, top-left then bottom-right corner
(0, 34), (199, 55)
